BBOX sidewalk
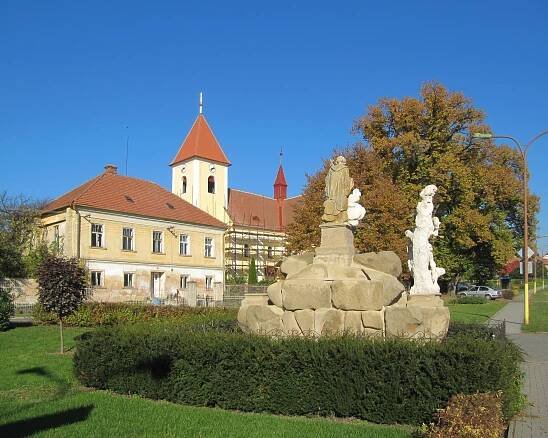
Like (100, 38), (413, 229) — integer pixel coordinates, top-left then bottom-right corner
(490, 296), (548, 437)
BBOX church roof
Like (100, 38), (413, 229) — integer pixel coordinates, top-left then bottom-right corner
(227, 188), (302, 232)
(273, 165), (288, 187)
(42, 165), (226, 229)
(170, 114), (231, 166)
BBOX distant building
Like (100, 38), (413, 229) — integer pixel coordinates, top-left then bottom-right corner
(41, 165), (226, 302)
(170, 104), (302, 279)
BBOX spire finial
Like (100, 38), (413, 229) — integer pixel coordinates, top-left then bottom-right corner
(279, 146), (283, 166)
(199, 92), (203, 114)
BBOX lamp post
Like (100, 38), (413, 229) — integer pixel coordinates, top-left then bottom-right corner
(472, 131), (548, 325)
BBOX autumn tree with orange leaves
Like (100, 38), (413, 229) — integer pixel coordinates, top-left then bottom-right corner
(287, 83), (537, 289)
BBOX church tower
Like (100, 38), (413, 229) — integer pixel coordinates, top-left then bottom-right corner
(273, 163), (288, 229)
(170, 94), (231, 223)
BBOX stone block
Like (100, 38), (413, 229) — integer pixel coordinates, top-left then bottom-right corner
(361, 310), (384, 330)
(282, 279), (331, 310)
(344, 311), (364, 334)
(315, 308), (344, 335)
(407, 294), (444, 307)
(331, 279), (384, 311)
(359, 268), (405, 305)
(294, 309), (315, 333)
(281, 311), (302, 335)
(237, 305), (249, 331)
(241, 293), (269, 307)
(286, 263), (328, 280)
(326, 265), (367, 281)
(246, 305), (284, 333)
(354, 251), (403, 277)
(280, 252), (314, 276)
(314, 223), (355, 266)
(385, 305), (450, 339)
(267, 282), (283, 307)
(363, 327), (383, 338)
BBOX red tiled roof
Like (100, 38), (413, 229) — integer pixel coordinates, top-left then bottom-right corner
(42, 166), (226, 229)
(170, 114), (231, 166)
(227, 189), (302, 232)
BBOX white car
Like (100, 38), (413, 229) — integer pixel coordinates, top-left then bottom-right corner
(458, 285), (502, 300)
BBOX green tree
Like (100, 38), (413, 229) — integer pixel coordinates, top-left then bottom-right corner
(0, 287), (15, 331)
(0, 192), (52, 278)
(287, 83), (537, 289)
(247, 258), (258, 284)
(37, 255), (88, 353)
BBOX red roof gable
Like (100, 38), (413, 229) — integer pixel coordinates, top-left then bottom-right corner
(228, 189), (302, 232)
(170, 114), (230, 166)
(43, 166), (226, 229)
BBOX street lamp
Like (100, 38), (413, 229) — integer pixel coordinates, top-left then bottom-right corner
(472, 130), (548, 325)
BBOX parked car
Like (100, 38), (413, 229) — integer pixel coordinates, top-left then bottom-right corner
(457, 285), (502, 300)
(456, 283), (472, 293)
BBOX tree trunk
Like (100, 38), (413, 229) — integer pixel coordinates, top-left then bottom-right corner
(59, 317), (64, 354)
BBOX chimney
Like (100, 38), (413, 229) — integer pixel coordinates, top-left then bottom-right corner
(104, 164), (118, 175)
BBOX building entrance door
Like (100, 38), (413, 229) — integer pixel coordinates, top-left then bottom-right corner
(151, 272), (162, 299)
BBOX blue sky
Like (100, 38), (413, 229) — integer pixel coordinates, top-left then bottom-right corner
(2, 1), (548, 251)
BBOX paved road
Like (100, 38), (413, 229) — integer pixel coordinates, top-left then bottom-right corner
(491, 296), (548, 437)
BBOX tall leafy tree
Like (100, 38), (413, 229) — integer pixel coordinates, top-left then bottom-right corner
(287, 83), (537, 288)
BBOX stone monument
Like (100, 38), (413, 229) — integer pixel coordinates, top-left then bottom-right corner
(238, 161), (449, 339)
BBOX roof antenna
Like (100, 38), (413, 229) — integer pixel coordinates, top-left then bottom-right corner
(125, 126), (129, 176)
(199, 92), (203, 114)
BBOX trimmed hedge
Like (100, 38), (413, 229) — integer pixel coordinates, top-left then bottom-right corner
(74, 325), (523, 425)
(33, 302), (237, 327)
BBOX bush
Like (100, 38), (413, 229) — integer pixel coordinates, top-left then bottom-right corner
(74, 326), (523, 425)
(447, 321), (506, 341)
(421, 392), (506, 437)
(454, 296), (488, 304)
(501, 289), (515, 300)
(0, 287), (15, 331)
(33, 302), (238, 327)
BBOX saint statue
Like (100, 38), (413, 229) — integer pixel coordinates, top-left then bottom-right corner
(322, 156), (354, 223)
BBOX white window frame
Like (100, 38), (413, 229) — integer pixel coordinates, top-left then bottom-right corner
(205, 275), (213, 290)
(204, 237), (214, 258)
(91, 271), (103, 287)
(180, 234), (190, 256)
(122, 227), (134, 251)
(180, 275), (189, 289)
(123, 272), (134, 288)
(91, 223), (104, 248)
(152, 231), (163, 254)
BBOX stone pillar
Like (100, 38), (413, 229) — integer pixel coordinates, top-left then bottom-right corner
(313, 223), (354, 266)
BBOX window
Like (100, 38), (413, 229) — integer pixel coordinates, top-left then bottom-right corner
(180, 275), (189, 289)
(91, 224), (104, 247)
(53, 225), (61, 249)
(152, 231), (163, 253)
(204, 237), (214, 257)
(180, 234), (190, 255)
(122, 227), (134, 251)
(207, 176), (215, 194)
(181, 176), (187, 194)
(243, 243), (249, 258)
(205, 276), (213, 290)
(123, 272), (134, 288)
(267, 246), (273, 259)
(91, 271), (103, 287)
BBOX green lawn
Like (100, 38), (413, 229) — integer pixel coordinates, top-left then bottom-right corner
(523, 287), (548, 332)
(447, 300), (507, 323)
(0, 325), (413, 437)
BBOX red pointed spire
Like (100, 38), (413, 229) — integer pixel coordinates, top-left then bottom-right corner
(274, 165), (287, 200)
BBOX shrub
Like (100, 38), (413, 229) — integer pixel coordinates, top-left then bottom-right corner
(33, 302), (238, 327)
(37, 255), (89, 352)
(247, 258), (258, 284)
(501, 289), (514, 300)
(0, 287), (15, 331)
(447, 321), (506, 341)
(455, 296), (488, 304)
(74, 326), (523, 425)
(421, 392), (506, 438)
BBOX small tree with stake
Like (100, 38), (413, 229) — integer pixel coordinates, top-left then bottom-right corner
(37, 255), (88, 353)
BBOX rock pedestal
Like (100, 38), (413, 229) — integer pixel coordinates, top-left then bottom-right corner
(238, 215), (449, 340)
